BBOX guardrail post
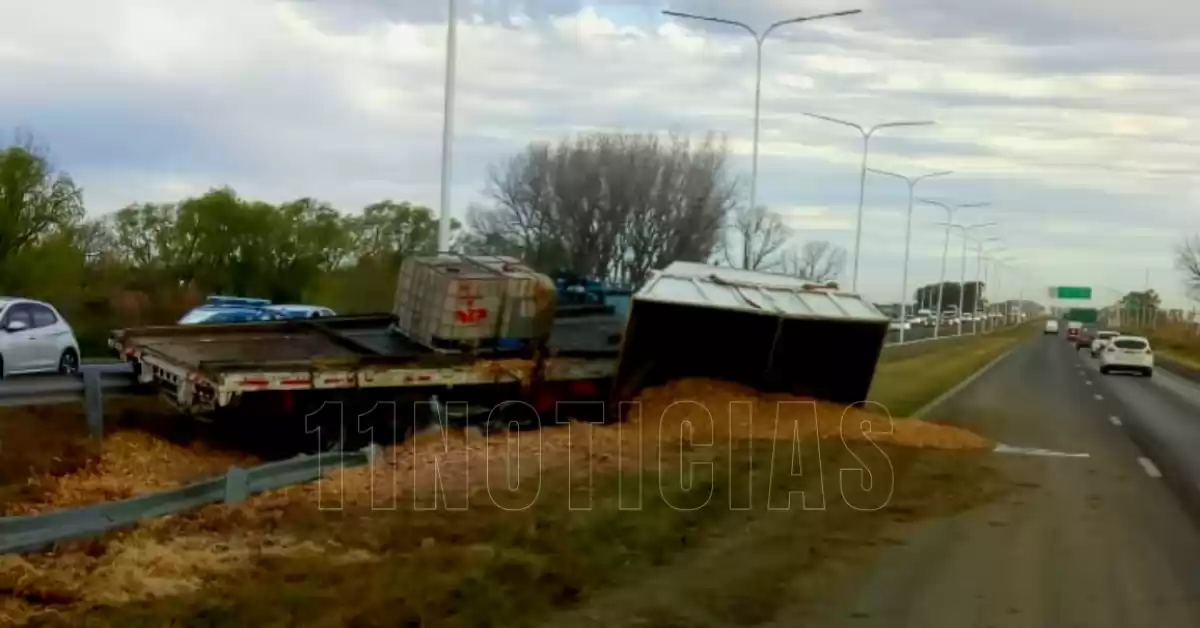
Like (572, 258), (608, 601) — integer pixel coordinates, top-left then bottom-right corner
(84, 368), (104, 439)
(225, 467), (249, 504)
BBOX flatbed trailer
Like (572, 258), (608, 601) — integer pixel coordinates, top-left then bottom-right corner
(110, 311), (624, 449)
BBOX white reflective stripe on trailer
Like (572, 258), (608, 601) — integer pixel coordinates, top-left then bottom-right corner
(543, 358), (617, 381)
(219, 371), (320, 392)
(360, 364), (532, 388)
(207, 358), (619, 397)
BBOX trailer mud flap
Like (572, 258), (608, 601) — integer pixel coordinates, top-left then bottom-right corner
(612, 300), (888, 416)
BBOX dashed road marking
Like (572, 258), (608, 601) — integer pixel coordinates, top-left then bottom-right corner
(1085, 380), (1093, 386)
(1138, 457), (1163, 478)
(1094, 394), (1104, 400)
(1109, 415), (1122, 426)
(994, 443), (1091, 458)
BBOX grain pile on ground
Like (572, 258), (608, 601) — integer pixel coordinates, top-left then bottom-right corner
(0, 531), (378, 622)
(224, 377), (992, 513)
(4, 430), (258, 516)
(627, 378), (992, 450)
(0, 378), (995, 625)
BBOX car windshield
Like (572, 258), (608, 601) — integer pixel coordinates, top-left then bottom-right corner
(1114, 338), (1148, 350)
(178, 309), (220, 324)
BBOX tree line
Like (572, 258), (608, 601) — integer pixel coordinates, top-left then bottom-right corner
(1, 131), (845, 354)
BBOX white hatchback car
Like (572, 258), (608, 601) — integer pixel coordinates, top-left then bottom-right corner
(0, 298), (81, 377)
(1090, 330), (1120, 356)
(1044, 319), (1060, 334)
(1098, 335), (1154, 377)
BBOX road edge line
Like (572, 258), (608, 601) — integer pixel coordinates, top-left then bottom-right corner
(912, 342), (1020, 419)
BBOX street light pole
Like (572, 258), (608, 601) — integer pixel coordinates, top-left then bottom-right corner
(804, 113), (935, 292)
(992, 256), (1016, 326)
(973, 240), (1003, 333)
(918, 199), (990, 338)
(937, 222), (997, 336)
(662, 8), (862, 214)
(436, 0), (459, 253)
(867, 168), (951, 344)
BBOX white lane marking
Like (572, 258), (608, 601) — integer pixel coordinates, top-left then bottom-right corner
(1109, 415), (1122, 426)
(1094, 394), (1104, 400)
(1138, 457), (1163, 478)
(1085, 380), (1093, 386)
(993, 443), (1091, 458)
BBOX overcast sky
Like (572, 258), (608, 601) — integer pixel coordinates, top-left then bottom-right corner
(2, 0), (1198, 307)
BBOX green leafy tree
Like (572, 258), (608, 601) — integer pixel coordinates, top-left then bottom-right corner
(0, 137), (85, 281)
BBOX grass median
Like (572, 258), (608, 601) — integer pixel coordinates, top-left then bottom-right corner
(871, 322), (1036, 416)
(2, 325), (1035, 627)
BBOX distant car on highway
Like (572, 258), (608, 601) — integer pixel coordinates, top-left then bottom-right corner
(1044, 319), (1059, 334)
(1090, 330), (1120, 357)
(1066, 321), (1083, 342)
(178, 296), (337, 325)
(1075, 328), (1094, 351)
(1099, 335), (1154, 377)
(0, 297), (81, 378)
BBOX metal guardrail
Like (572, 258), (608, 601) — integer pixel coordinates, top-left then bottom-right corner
(0, 445), (379, 554)
(0, 364), (139, 437)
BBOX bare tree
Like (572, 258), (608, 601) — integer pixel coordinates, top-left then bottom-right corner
(782, 240), (847, 282)
(470, 131), (735, 287)
(1177, 236), (1200, 301)
(723, 205), (791, 270)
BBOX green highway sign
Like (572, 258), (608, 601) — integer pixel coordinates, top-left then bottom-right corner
(1052, 286), (1092, 300)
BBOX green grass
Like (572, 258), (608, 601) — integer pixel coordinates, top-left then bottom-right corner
(870, 323), (1036, 416)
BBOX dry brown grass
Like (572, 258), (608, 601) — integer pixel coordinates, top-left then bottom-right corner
(1140, 321), (1200, 370)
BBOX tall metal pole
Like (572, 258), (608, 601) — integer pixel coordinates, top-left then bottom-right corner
(919, 199), (990, 338)
(938, 222), (996, 336)
(973, 240), (1002, 334)
(437, 0), (458, 253)
(974, 242), (983, 333)
(958, 233), (969, 336)
(663, 9), (862, 215)
(867, 168), (951, 345)
(982, 260), (991, 332)
(935, 221), (952, 338)
(750, 39), (764, 212)
(804, 113), (935, 292)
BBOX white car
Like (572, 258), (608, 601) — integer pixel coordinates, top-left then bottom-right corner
(1090, 330), (1120, 356)
(1044, 319), (1059, 334)
(0, 298), (81, 377)
(1098, 335), (1154, 377)
(888, 320), (911, 331)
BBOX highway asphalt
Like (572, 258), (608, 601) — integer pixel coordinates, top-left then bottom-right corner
(817, 330), (1200, 626)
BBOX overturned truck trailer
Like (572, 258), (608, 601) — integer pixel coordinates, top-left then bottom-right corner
(612, 262), (891, 414)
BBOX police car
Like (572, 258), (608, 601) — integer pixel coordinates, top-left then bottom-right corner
(177, 296), (336, 324)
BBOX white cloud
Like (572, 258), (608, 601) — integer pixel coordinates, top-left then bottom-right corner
(0, 0), (1198, 306)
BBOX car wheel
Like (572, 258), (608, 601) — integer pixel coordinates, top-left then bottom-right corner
(1144, 368), (1153, 378)
(1099, 366), (1109, 375)
(58, 349), (80, 375)
(0, 355), (5, 379)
